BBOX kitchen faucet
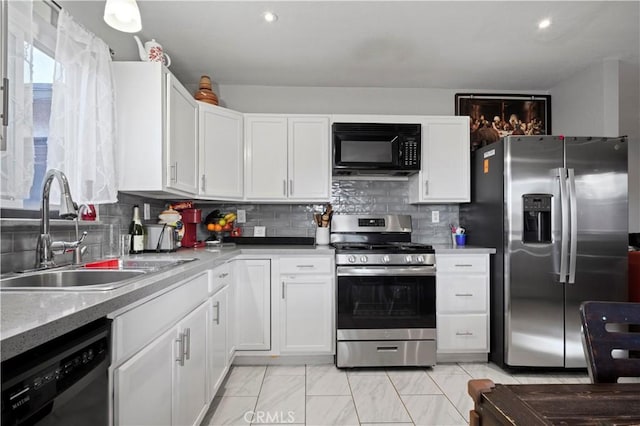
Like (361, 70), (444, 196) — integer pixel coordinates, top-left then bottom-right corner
(35, 169), (87, 268)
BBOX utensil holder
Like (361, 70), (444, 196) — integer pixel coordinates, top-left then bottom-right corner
(455, 234), (467, 246)
(316, 227), (330, 245)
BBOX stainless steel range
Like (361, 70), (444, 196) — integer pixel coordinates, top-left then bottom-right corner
(331, 214), (436, 368)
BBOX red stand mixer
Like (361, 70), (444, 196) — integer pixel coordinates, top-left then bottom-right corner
(180, 208), (205, 248)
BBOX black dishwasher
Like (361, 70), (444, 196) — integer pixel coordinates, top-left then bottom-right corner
(1, 318), (111, 426)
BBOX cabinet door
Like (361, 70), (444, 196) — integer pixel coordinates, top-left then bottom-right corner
(226, 275), (236, 362)
(244, 115), (288, 200)
(437, 274), (488, 313)
(437, 314), (488, 352)
(113, 326), (175, 426)
(207, 286), (228, 399)
(174, 302), (209, 426)
(166, 73), (198, 194)
(199, 104), (243, 199)
(409, 116), (470, 203)
(234, 259), (271, 350)
(288, 116), (331, 201)
(280, 275), (333, 354)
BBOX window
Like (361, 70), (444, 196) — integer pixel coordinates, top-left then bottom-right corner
(1, 0), (57, 211)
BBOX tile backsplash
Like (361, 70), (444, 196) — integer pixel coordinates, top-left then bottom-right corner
(198, 180), (459, 245)
(0, 193), (166, 273)
(1, 181), (459, 272)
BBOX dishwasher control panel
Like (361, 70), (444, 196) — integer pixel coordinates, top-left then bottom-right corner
(1, 319), (110, 426)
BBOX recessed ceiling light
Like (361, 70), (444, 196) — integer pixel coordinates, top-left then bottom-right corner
(538, 18), (551, 29)
(263, 11), (278, 23)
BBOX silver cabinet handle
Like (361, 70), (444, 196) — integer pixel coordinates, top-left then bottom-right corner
(1, 78), (8, 127)
(558, 167), (569, 283)
(289, 179), (293, 195)
(176, 333), (185, 366)
(219, 272), (229, 279)
(183, 328), (191, 360)
(283, 180), (287, 196)
(282, 281), (286, 299)
(454, 264), (473, 267)
(296, 265), (315, 268)
(170, 162), (177, 182)
(377, 346), (398, 352)
(567, 168), (578, 284)
(455, 293), (473, 297)
(201, 174), (206, 192)
(213, 301), (221, 325)
(455, 331), (474, 336)
(424, 180), (429, 196)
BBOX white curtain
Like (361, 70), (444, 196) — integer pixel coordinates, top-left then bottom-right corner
(47, 9), (118, 204)
(1, 0), (35, 202)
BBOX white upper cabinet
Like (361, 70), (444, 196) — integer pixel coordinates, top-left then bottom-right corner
(408, 116), (470, 203)
(244, 115), (289, 200)
(244, 114), (330, 202)
(113, 62), (198, 198)
(288, 117), (331, 200)
(198, 103), (244, 200)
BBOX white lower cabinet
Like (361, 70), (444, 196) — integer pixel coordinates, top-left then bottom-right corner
(114, 326), (174, 426)
(277, 255), (335, 355)
(233, 259), (271, 351)
(207, 285), (228, 399)
(174, 302), (209, 426)
(436, 253), (490, 358)
(280, 275), (333, 354)
(113, 301), (209, 426)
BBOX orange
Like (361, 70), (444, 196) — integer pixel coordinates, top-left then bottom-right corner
(213, 224), (223, 232)
(207, 223), (216, 232)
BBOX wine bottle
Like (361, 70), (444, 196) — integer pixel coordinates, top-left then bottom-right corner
(129, 205), (145, 254)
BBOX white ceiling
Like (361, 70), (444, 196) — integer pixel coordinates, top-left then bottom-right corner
(59, 0), (640, 90)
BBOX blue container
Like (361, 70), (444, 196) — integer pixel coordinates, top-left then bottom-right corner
(455, 234), (467, 246)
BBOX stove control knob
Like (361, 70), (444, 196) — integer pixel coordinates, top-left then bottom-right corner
(348, 255), (356, 263)
(382, 255), (391, 264)
(360, 256), (368, 263)
(405, 255), (413, 263)
(416, 255), (425, 264)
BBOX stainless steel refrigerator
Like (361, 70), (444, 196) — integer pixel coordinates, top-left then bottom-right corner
(460, 136), (628, 368)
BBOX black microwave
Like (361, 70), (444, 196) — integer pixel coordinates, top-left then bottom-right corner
(332, 122), (421, 176)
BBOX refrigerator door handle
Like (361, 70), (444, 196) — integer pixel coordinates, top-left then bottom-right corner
(558, 167), (569, 283)
(567, 168), (578, 284)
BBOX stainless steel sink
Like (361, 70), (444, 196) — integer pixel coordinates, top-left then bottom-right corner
(0, 269), (146, 291)
(0, 257), (198, 291)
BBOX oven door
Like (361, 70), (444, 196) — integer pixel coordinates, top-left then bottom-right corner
(336, 266), (436, 335)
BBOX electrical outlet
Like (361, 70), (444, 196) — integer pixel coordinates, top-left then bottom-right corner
(143, 203), (151, 220)
(237, 209), (246, 223)
(431, 211), (440, 223)
(254, 226), (266, 237)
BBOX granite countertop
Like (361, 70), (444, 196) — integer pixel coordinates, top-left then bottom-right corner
(1, 245), (333, 362)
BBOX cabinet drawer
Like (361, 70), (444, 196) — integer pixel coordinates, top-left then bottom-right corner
(210, 262), (231, 294)
(437, 255), (487, 273)
(113, 272), (209, 363)
(437, 314), (488, 352)
(279, 257), (332, 274)
(437, 275), (487, 313)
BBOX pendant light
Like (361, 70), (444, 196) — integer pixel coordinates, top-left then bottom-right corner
(103, 0), (142, 33)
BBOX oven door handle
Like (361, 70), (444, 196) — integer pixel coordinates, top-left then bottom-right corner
(337, 266), (436, 276)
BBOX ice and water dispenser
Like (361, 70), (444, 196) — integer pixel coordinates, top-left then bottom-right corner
(522, 194), (552, 243)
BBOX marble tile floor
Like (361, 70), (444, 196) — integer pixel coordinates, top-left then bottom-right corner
(200, 362), (592, 426)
